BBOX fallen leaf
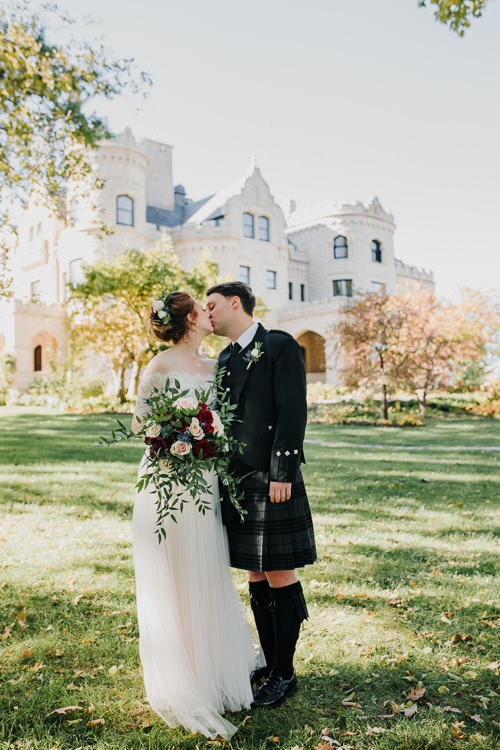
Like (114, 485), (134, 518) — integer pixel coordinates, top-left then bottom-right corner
(404, 704), (418, 717)
(463, 671), (478, 680)
(266, 737), (280, 743)
(46, 706), (82, 717)
(108, 665), (118, 677)
(470, 714), (484, 723)
(443, 706), (461, 713)
(29, 662), (43, 672)
(406, 686), (426, 701)
(1, 624), (13, 640)
(86, 718), (105, 727)
(486, 661), (499, 670)
(470, 734), (488, 743)
(438, 685), (450, 694)
(451, 720), (465, 739)
(20, 650), (32, 661)
(341, 700), (361, 707)
(366, 726), (386, 735)
(105, 610), (131, 616)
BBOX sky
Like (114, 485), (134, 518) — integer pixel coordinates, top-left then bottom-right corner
(52, 0), (500, 300)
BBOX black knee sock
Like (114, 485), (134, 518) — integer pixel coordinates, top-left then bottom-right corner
(249, 580), (274, 675)
(269, 581), (308, 680)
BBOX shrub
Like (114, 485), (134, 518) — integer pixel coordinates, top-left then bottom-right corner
(0, 353), (16, 405)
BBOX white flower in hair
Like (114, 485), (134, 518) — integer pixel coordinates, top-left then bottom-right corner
(152, 299), (164, 312)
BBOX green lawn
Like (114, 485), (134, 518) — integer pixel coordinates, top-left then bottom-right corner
(0, 408), (499, 750)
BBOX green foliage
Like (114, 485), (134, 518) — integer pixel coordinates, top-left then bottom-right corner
(418, 0), (491, 35)
(0, 1), (150, 297)
(0, 352), (16, 404)
(16, 370), (134, 413)
(0, 1), (149, 203)
(68, 238), (220, 401)
(0, 410), (499, 748)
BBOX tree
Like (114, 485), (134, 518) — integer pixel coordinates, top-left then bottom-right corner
(332, 289), (500, 417)
(418, 0), (491, 36)
(0, 1), (150, 296)
(68, 238), (220, 402)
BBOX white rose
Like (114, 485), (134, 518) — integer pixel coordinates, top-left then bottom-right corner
(170, 440), (192, 457)
(175, 396), (198, 411)
(145, 423), (161, 438)
(158, 310), (167, 319)
(152, 299), (164, 312)
(251, 347), (259, 357)
(158, 458), (172, 473)
(211, 412), (224, 437)
(189, 417), (204, 440)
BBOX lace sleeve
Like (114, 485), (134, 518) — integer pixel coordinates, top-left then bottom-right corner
(133, 372), (168, 424)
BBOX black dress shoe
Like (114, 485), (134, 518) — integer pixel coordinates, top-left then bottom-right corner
(251, 671), (298, 708)
(250, 666), (270, 687)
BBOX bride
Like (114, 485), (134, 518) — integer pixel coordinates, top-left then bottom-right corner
(132, 290), (254, 738)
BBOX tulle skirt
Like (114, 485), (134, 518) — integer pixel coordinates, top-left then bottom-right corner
(132, 458), (255, 738)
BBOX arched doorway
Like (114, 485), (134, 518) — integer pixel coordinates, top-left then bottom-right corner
(31, 331), (58, 374)
(296, 331), (326, 383)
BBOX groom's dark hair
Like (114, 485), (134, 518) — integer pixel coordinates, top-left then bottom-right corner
(206, 282), (256, 316)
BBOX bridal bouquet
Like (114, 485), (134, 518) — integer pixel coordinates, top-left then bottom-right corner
(99, 371), (245, 542)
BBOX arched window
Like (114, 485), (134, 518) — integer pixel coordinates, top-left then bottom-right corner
(29, 226), (34, 242)
(371, 240), (382, 263)
(34, 345), (42, 372)
(36, 222), (42, 236)
(334, 235), (348, 259)
(69, 258), (84, 288)
(243, 212), (254, 238)
(258, 216), (270, 242)
(116, 195), (134, 226)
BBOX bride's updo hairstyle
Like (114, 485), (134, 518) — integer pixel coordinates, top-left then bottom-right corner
(149, 291), (196, 344)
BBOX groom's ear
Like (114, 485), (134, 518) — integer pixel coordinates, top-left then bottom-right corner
(231, 296), (241, 309)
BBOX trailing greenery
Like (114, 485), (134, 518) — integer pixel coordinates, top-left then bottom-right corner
(0, 408), (499, 749)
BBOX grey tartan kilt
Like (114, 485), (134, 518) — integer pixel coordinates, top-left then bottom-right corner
(225, 468), (317, 572)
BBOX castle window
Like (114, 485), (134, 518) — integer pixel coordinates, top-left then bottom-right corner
(266, 270), (276, 290)
(69, 258), (84, 288)
(34, 345), (42, 372)
(333, 279), (352, 297)
(300, 283), (306, 301)
(243, 212), (254, 238)
(371, 240), (382, 263)
(116, 195), (134, 226)
(288, 282), (293, 301)
(370, 281), (385, 294)
(29, 226), (34, 242)
(334, 235), (348, 259)
(258, 216), (270, 242)
(37, 222), (42, 236)
(239, 265), (250, 284)
(30, 280), (41, 302)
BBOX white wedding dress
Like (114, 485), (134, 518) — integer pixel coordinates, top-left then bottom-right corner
(132, 370), (255, 739)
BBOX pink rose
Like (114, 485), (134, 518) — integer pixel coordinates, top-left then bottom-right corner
(170, 440), (192, 457)
(188, 417), (204, 440)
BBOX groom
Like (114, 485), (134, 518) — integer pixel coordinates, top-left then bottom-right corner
(206, 281), (316, 708)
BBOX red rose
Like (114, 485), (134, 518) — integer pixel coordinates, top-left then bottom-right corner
(193, 439), (215, 458)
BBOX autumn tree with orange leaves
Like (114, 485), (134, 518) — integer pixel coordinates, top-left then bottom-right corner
(332, 289), (500, 417)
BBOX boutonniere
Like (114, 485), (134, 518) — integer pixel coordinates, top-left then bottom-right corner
(244, 341), (264, 370)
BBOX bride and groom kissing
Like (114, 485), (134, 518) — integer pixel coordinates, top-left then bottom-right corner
(132, 281), (317, 739)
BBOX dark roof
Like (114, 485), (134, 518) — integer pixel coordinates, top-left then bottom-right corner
(146, 194), (214, 229)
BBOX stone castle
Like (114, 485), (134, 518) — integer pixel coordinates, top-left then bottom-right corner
(0, 128), (434, 392)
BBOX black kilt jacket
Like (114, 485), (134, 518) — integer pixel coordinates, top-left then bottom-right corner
(219, 323), (307, 483)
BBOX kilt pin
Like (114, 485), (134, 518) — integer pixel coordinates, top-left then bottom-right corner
(218, 322), (316, 708)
